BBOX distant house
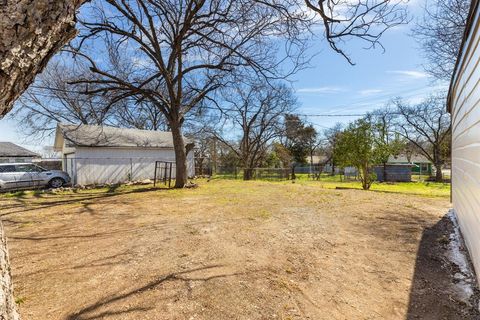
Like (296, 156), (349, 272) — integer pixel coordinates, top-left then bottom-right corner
(388, 154), (432, 175)
(0, 142), (39, 163)
(308, 155), (328, 165)
(447, 0), (480, 283)
(54, 124), (195, 185)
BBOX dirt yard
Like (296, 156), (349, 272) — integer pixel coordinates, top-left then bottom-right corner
(0, 180), (478, 320)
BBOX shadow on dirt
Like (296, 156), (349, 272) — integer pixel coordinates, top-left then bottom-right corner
(65, 264), (247, 320)
(0, 186), (168, 217)
(406, 214), (480, 320)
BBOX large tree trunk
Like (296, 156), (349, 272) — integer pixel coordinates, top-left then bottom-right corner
(0, 2), (87, 319)
(243, 168), (253, 180)
(0, 0), (86, 118)
(435, 164), (443, 182)
(0, 222), (18, 320)
(171, 122), (188, 188)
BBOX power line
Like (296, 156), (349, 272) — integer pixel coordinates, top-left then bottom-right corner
(22, 85), (428, 128)
(23, 89), (386, 118)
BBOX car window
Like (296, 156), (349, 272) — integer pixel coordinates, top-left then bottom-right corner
(15, 164), (42, 173)
(0, 165), (16, 173)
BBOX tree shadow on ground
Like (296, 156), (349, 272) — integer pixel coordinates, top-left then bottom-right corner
(65, 264), (248, 320)
(406, 214), (480, 320)
(0, 186), (168, 217)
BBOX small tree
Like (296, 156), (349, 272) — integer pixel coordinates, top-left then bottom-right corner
(272, 142), (293, 168)
(282, 114), (317, 179)
(335, 119), (380, 190)
(366, 108), (405, 181)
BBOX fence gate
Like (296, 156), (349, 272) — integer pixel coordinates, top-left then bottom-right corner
(154, 161), (174, 187)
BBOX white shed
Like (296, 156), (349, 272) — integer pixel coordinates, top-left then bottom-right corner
(447, 0), (480, 282)
(54, 124), (195, 185)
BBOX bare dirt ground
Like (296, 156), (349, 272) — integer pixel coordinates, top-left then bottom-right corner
(0, 180), (478, 320)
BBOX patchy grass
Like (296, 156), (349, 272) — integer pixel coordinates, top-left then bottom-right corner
(0, 179), (464, 320)
(211, 173), (450, 198)
(310, 180), (450, 197)
(0, 175), (450, 201)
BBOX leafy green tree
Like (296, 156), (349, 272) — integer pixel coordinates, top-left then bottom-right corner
(264, 150), (282, 168)
(272, 142), (292, 168)
(335, 119), (382, 190)
(282, 114), (317, 178)
(366, 108), (405, 181)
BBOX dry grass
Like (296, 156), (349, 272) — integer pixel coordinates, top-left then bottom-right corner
(0, 179), (466, 320)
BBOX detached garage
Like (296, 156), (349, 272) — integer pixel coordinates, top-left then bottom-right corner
(53, 123), (195, 185)
(0, 142), (39, 163)
(448, 0), (480, 282)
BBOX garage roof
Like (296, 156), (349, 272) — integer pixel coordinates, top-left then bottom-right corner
(54, 124), (192, 150)
(0, 142), (39, 157)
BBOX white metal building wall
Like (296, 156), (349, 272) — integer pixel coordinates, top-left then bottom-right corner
(62, 147), (194, 185)
(449, 0), (480, 282)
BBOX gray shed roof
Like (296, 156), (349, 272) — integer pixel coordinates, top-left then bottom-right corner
(0, 142), (39, 157)
(55, 124), (191, 149)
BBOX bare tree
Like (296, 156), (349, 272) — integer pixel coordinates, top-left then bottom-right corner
(11, 60), (117, 140)
(113, 100), (168, 131)
(306, 0), (409, 64)
(68, 0), (314, 187)
(191, 132), (214, 176)
(11, 55), (171, 140)
(207, 80), (296, 180)
(412, 0), (470, 80)
(394, 95), (451, 182)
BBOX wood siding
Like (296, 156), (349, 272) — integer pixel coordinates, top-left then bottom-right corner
(448, 0), (480, 282)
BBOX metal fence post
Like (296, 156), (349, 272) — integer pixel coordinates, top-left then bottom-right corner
(154, 161), (158, 187)
(130, 158), (133, 181)
(168, 162), (173, 188)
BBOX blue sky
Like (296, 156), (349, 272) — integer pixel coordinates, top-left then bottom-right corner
(0, 0), (447, 152)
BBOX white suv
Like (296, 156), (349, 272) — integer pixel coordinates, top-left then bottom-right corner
(0, 163), (71, 191)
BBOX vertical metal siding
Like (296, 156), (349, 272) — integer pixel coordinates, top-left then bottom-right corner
(450, 3), (480, 283)
(70, 147), (195, 185)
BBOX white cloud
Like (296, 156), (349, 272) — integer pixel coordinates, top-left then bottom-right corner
(358, 89), (383, 96)
(296, 86), (345, 94)
(388, 70), (430, 79)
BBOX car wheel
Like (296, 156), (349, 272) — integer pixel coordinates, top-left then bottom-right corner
(49, 177), (65, 188)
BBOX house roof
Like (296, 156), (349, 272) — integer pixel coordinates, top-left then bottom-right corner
(0, 142), (39, 158)
(388, 154), (431, 164)
(54, 124), (192, 150)
(447, 0), (479, 112)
